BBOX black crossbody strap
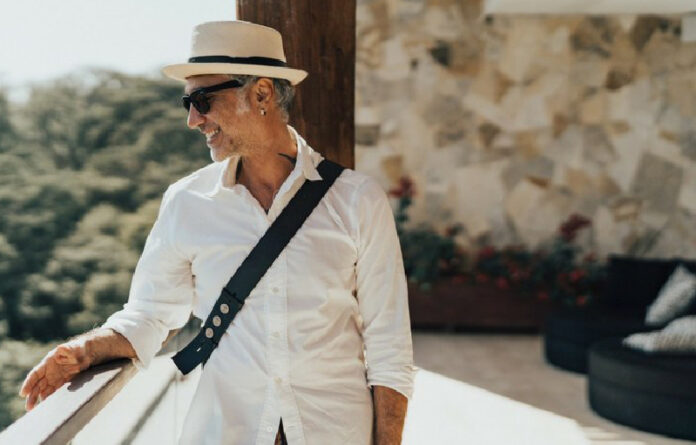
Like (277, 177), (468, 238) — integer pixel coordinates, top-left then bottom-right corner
(172, 159), (345, 374)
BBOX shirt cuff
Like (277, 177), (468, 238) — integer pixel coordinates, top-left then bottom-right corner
(367, 365), (417, 400)
(101, 313), (168, 370)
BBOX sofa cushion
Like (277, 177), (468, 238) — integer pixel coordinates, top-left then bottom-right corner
(624, 315), (696, 354)
(645, 265), (696, 326)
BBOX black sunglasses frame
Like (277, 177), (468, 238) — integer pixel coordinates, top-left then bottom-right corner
(182, 79), (244, 114)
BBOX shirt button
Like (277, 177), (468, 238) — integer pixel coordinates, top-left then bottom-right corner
(266, 426), (274, 433)
(272, 286), (280, 293)
(271, 331), (280, 338)
(274, 377), (283, 385)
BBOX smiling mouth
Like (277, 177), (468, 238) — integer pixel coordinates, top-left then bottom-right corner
(205, 128), (221, 143)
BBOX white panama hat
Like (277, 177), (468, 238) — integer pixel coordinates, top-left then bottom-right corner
(162, 21), (308, 85)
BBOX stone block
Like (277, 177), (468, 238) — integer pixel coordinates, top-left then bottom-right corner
(608, 78), (660, 126)
(666, 72), (696, 116)
(423, 144), (469, 185)
(502, 156), (555, 190)
(478, 122), (501, 148)
(569, 54), (610, 88)
(380, 154), (404, 185)
(377, 36), (413, 81)
(356, 124), (381, 146)
(579, 93), (608, 124)
(546, 125), (585, 170)
(605, 128), (647, 192)
(630, 16), (666, 51)
(630, 152), (683, 213)
(498, 21), (547, 82)
(570, 18), (614, 58)
(678, 164), (696, 213)
(583, 126), (616, 166)
(643, 209), (696, 258)
(435, 121), (466, 147)
(504, 179), (573, 248)
(594, 205), (633, 257)
(452, 159), (509, 239)
(502, 86), (553, 131)
(680, 131), (696, 162)
(643, 30), (680, 75)
(611, 197), (643, 221)
(424, 94), (467, 126)
(424, 5), (465, 41)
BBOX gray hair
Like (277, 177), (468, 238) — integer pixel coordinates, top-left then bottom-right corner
(228, 74), (295, 122)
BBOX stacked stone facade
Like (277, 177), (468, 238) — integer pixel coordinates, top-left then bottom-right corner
(355, 0), (696, 258)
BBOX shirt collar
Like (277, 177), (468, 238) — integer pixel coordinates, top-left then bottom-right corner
(205, 125), (324, 198)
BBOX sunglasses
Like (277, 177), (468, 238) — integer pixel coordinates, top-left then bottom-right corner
(182, 79), (243, 114)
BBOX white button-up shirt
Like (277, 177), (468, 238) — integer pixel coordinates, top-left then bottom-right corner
(102, 127), (414, 445)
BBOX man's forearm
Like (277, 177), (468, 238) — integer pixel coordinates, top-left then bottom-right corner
(372, 385), (408, 445)
(81, 328), (138, 367)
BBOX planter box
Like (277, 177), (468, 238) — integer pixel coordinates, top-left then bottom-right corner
(408, 281), (552, 330)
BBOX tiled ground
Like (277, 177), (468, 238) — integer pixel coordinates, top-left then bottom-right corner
(412, 332), (694, 445)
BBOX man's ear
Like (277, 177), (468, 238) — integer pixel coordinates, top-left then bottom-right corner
(254, 78), (275, 107)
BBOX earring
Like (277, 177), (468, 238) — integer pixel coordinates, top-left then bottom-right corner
(260, 109), (267, 116)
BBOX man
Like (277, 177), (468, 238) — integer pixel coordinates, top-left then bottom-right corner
(20, 21), (413, 445)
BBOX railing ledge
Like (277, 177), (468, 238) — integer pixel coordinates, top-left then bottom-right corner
(0, 326), (193, 445)
(0, 358), (137, 445)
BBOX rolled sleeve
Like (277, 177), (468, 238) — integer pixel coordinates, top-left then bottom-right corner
(102, 187), (194, 369)
(354, 177), (414, 400)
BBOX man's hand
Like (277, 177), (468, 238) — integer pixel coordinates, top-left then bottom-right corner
(373, 385), (408, 445)
(19, 328), (137, 411)
(19, 339), (92, 411)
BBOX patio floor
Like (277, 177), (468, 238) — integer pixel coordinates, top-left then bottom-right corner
(75, 333), (694, 444)
(412, 332), (694, 445)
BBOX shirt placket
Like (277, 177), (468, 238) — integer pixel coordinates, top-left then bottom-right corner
(257, 251), (304, 444)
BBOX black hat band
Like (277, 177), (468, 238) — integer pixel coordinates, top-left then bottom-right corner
(188, 56), (287, 67)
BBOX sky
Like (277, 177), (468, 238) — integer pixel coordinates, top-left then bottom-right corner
(0, 0), (236, 98)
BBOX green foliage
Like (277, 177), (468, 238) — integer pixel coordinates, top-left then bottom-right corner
(391, 176), (607, 306)
(390, 179), (465, 289)
(0, 71), (209, 341)
(0, 341), (58, 429)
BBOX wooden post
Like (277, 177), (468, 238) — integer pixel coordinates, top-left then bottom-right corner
(236, 1), (356, 169)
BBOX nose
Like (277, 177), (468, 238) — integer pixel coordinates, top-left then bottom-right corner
(187, 105), (205, 130)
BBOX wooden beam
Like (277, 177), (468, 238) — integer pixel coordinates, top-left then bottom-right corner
(237, 1), (356, 169)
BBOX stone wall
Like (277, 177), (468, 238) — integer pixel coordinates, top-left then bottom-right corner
(355, 0), (696, 259)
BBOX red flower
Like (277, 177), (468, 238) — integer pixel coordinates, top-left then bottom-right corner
(559, 213), (591, 242)
(475, 273), (490, 284)
(388, 176), (415, 199)
(477, 246), (496, 260)
(451, 275), (468, 284)
(576, 295), (588, 306)
(569, 269), (586, 283)
(495, 277), (510, 290)
(557, 272), (569, 284)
